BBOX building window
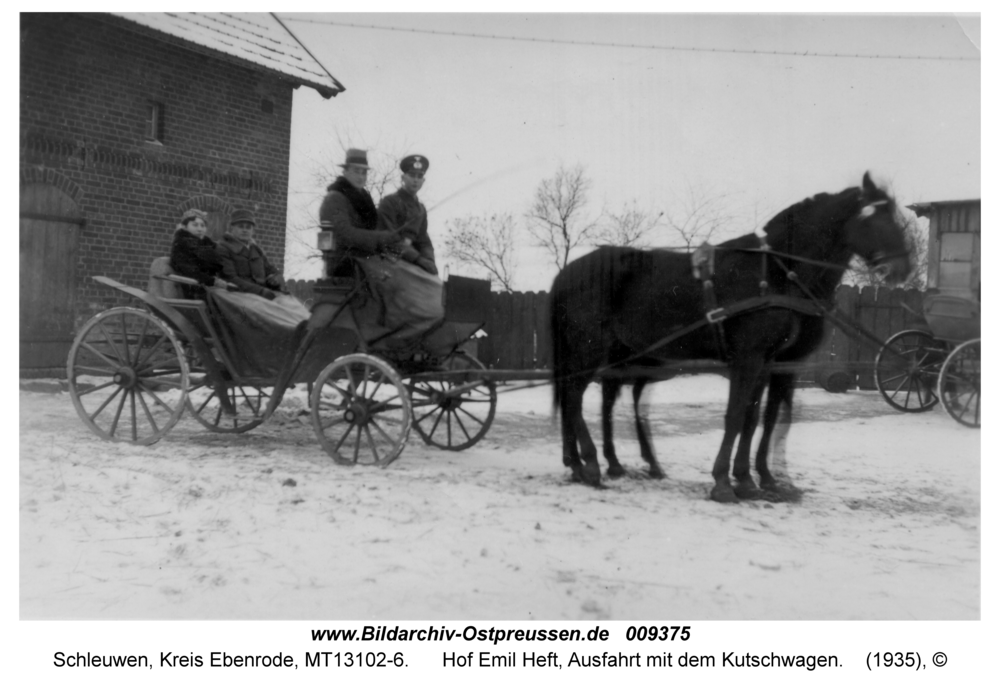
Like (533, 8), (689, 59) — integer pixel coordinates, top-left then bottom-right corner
(938, 232), (975, 290)
(146, 101), (165, 143)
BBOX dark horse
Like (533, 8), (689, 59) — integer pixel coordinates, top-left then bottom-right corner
(550, 173), (911, 502)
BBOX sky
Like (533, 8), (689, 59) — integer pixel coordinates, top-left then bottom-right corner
(280, 11), (981, 291)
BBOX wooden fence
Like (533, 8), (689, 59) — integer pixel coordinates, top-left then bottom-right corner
(286, 279), (927, 390)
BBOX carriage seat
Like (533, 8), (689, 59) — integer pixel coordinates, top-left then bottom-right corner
(148, 257), (191, 300)
(922, 290), (980, 343)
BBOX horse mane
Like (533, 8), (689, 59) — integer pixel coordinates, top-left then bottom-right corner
(762, 187), (864, 254)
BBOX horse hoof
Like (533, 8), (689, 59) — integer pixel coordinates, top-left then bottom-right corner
(734, 480), (759, 499)
(606, 465), (626, 479)
(581, 462), (602, 487)
(648, 466), (666, 480)
(710, 484), (739, 504)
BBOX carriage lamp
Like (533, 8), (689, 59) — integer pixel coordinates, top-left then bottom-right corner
(317, 231), (337, 252)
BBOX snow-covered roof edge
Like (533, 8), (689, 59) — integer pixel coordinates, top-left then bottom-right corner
(102, 12), (345, 99)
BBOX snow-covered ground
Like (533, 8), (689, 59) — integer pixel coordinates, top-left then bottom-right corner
(20, 375), (979, 620)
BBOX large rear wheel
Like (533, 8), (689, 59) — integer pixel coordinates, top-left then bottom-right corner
(67, 307), (188, 445)
(310, 354), (412, 466)
(874, 329), (946, 412)
(938, 338), (980, 428)
(409, 352), (497, 450)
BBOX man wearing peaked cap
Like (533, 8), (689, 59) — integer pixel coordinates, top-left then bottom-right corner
(216, 207), (286, 299)
(378, 154), (436, 275)
(399, 154), (429, 175)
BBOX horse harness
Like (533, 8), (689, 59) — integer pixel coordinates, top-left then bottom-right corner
(684, 239), (827, 361)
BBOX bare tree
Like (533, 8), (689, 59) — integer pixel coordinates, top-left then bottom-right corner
(444, 213), (519, 292)
(660, 183), (739, 251)
(593, 200), (663, 248)
(524, 164), (600, 271)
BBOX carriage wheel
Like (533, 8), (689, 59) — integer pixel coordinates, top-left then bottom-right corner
(185, 377), (268, 433)
(310, 353), (412, 466)
(409, 352), (497, 451)
(67, 307), (189, 445)
(874, 329), (946, 412)
(938, 338), (980, 428)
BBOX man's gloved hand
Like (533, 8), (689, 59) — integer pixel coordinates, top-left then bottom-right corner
(265, 273), (285, 289)
(261, 288), (277, 301)
(400, 246), (421, 263)
(415, 257), (438, 276)
(378, 233), (406, 259)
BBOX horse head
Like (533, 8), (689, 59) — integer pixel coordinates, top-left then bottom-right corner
(844, 172), (912, 284)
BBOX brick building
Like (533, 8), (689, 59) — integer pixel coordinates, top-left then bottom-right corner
(20, 12), (344, 374)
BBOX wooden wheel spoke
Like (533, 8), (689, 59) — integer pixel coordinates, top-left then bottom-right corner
(455, 404), (487, 427)
(96, 319), (128, 365)
(108, 388), (129, 437)
(426, 404), (447, 439)
(352, 426), (362, 463)
(368, 417), (395, 444)
(321, 414), (349, 431)
(135, 335), (176, 372)
(80, 341), (122, 369)
(88, 385), (124, 422)
(331, 424), (354, 454)
(135, 389), (160, 435)
(135, 380), (177, 413)
(364, 425), (380, 462)
(131, 314), (151, 366)
(75, 379), (118, 397)
(414, 405), (444, 426)
(130, 390), (139, 441)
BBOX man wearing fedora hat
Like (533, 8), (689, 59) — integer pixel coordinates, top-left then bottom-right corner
(318, 148), (405, 275)
(216, 208), (286, 299)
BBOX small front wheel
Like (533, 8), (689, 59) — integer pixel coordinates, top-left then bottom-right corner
(874, 329), (946, 412)
(67, 307), (189, 444)
(310, 354), (412, 466)
(938, 338), (980, 428)
(409, 352), (497, 450)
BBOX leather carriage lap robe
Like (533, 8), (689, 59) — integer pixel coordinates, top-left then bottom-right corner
(206, 290), (312, 378)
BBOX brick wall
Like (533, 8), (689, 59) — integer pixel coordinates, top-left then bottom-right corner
(20, 13), (296, 329)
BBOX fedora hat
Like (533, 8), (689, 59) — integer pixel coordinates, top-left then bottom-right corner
(339, 148), (370, 169)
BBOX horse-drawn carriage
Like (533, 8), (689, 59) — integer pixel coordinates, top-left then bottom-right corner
(66, 233), (501, 464)
(874, 199), (980, 428)
(67, 173), (929, 500)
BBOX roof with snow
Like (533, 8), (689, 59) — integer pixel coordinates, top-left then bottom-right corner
(104, 12), (345, 99)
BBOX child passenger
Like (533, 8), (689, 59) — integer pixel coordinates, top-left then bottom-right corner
(169, 208), (229, 299)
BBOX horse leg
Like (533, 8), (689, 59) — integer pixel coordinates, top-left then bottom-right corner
(562, 378), (601, 486)
(632, 378), (664, 479)
(755, 372), (795, 491)
(601, 378), (627, 478)
(732, 374), (768, 498)
(711, 360), (766, 503)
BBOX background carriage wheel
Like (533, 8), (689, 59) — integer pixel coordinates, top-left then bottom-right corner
(67, 307), (189, 445)
(937, 338), (980, 428)
(185, 377), (268, 433)
(310, 353), (412, 466)
(409, 351), (497, 451)
(874, 329), (946, 412)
